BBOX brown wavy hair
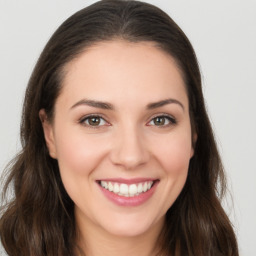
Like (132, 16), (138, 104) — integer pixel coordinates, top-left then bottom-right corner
(0, 0), (239, 255)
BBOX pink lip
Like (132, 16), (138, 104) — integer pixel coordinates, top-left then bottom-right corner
(97, 179), (159, 207)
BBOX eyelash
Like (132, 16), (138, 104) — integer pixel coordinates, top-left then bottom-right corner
(79, 114), (109, 129)
(79, 114), (177, 128)
(147, 114), (177, 127)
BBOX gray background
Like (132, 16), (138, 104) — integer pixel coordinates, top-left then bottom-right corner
(0, 0), (255, 255)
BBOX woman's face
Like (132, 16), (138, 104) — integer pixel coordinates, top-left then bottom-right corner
(41, 40), (194, 238)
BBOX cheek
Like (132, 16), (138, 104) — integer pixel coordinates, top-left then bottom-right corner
(53, 128), (110, 207)
(54, 128), (108, 178)
(157, 133), (192, 202)
(154, 131), (192, 181)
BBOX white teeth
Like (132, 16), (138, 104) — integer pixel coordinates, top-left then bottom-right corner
(138, 183), (143, 193)
(120, 184), (128, 195)
(113, 183), (119, 193)
(129, 184), (137, 196)
(143, 183), (148, 192)
(101, 181), (107, 189)
(100, 181), (154, 197)
(108, 182), (113, 192)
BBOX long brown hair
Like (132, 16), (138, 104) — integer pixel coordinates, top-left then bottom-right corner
(0, 1), (239, 255)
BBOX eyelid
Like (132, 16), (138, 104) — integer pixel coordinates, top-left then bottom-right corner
(79, 114), (110, 128)
(146, 113), (177, 127)
(78, 113), (176, 128)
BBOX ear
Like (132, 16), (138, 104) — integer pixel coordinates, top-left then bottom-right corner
(39, 109), (57, 159)
(190, 132), (197, 158)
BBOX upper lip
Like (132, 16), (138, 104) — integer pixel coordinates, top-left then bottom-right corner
(97, 177), (158, 185)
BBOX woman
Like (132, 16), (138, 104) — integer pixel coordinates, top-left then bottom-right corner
(0, 0), (239, 255)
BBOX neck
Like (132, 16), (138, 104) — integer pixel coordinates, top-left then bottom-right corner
(75, 211), (164, 256)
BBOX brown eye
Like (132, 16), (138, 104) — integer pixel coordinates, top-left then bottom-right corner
(153, 117), (166, 126)
(80, 115), (108, 127)
(148, 115), (176, 127)
(88, 117), (101, 126)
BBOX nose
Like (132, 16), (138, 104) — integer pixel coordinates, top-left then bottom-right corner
(109, 125), (150, 170)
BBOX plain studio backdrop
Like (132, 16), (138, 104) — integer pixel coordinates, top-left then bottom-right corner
(0, 0), (255, 255)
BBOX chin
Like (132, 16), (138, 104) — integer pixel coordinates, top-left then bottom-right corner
(99, 213), (163, 238)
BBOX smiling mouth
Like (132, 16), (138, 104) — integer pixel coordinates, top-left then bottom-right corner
(97, 180), (157, 197)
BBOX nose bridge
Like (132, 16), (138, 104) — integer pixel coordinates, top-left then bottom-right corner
(110, 122), (149, 169)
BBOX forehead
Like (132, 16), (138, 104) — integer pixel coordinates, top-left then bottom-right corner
(58, 40), (188, 109)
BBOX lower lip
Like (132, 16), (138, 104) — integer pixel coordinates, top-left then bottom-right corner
(98, 181), (158, 207)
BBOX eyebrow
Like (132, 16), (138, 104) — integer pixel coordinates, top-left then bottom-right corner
(70, 99), (114, 110)
(147, 98), (184, 110)
(70, 98), (184, 111)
